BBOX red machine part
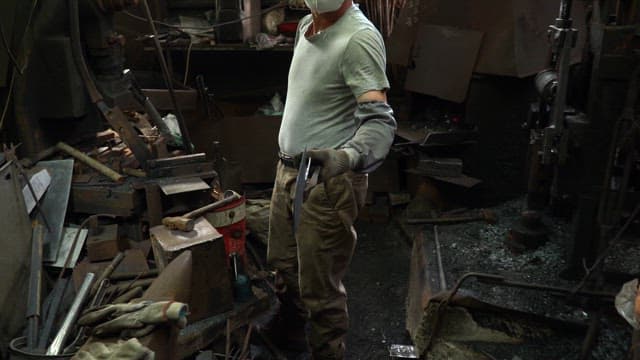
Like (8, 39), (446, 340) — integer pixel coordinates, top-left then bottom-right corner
(205, 196), (247, 266)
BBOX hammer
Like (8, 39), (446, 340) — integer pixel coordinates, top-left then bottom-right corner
(162, 191), (242, 231)
(406, 209), (497, 225)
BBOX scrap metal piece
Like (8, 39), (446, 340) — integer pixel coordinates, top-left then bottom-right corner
(47, 272), (96, 355)
(39, 160), (74, 263)
(50, 227), (89, 268)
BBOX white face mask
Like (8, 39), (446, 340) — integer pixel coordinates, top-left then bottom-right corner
(304, 0), (344, 14)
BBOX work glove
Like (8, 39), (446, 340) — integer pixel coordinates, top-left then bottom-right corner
(74, 338), (154, 360)
(78, 301), (189, 338)
(306, 148), (352, 182)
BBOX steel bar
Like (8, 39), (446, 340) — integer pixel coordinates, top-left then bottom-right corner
(26, 224), (44, 350)
(47, 272), (95, 355)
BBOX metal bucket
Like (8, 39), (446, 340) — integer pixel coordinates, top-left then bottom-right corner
(9, 337), (74, 360)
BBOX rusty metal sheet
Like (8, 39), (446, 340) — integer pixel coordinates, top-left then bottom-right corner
(405, 24), (484, 103)
(50, 227), (89, 268)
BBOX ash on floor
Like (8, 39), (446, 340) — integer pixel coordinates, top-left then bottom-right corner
(345, 221), (413, 360)
(416, 198), (632, 360)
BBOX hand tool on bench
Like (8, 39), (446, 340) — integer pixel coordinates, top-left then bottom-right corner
(162, 190), (241, 231)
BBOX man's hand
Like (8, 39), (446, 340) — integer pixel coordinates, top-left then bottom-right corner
(307, 148), (352, 182)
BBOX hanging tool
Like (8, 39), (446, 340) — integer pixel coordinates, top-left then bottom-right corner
(162, 190), (242, 231)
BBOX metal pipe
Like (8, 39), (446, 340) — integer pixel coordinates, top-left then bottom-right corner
(56, 142), (124, 182)
(47, 272), (96, 355)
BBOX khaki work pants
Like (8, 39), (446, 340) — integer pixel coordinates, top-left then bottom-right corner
(267, 161), (367, 360)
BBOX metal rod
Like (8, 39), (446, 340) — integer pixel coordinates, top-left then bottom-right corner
(433, 226), (447, 290)
(90, 252), (125, 298)
(26, 224), (44, 350)
(140, 0), (194, 154)
(56, 142), (124, 182)
(47, 272), (96, 355)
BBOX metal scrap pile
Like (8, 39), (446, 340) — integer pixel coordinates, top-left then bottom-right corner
(0, 126), (273, 359)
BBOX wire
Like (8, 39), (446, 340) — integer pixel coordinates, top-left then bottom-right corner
(0, 25), (22, 75)
(0, 0), (39, 74)
(122, 2), (286, 32)
(0, 0), (39, 132)
(0, 69), (15, 131)
(183, 38), (193, 86)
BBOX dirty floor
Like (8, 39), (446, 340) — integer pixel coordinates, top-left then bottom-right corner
(345, 221), (413, 359)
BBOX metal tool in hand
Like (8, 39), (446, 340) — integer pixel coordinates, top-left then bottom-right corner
(293, 149), (319, 234)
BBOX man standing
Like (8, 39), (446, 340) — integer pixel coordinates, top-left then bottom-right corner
(267, 0), (396, 358)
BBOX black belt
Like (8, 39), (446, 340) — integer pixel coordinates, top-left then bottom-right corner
(278, 151), (300, 169)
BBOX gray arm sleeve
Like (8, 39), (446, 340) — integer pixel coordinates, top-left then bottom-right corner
(341, 101), (397, 173)
(339, 28), (395, 172)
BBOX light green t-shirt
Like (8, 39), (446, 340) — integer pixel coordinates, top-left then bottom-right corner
(278, 5), (391, 158)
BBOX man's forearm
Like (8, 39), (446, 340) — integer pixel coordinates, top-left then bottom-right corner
(341, 101), (397, 173)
